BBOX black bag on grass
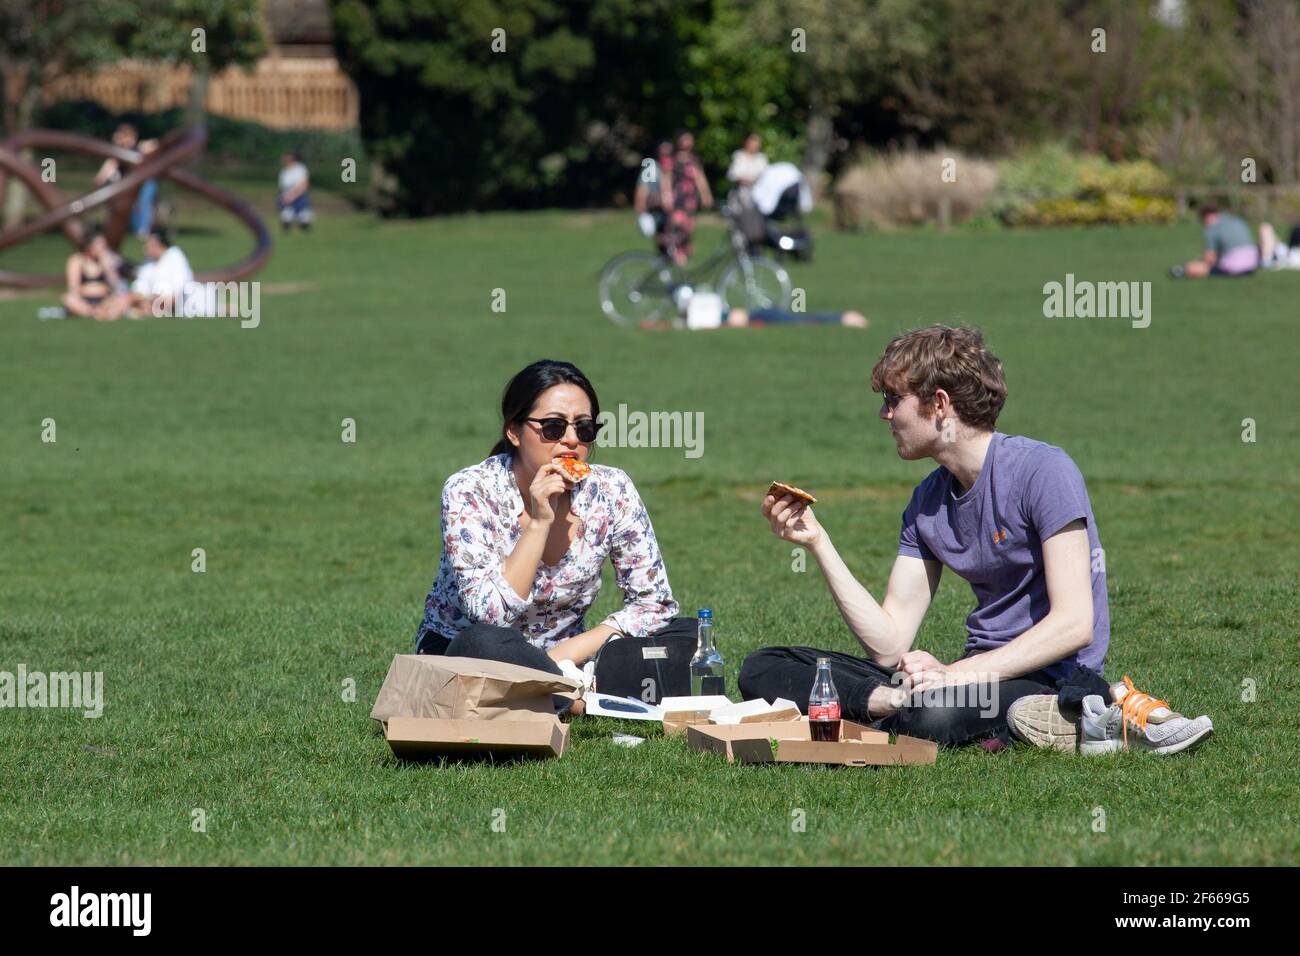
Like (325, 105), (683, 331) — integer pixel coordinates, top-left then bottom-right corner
(591, 617), (699, 704)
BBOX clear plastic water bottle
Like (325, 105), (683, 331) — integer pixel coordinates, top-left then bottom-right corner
(808, 658), (841, 742)
(690, 608), (725, 696)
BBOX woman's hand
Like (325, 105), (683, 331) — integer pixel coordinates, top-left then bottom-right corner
(527, 463), (568, 524)
(761, 493), (824, 547)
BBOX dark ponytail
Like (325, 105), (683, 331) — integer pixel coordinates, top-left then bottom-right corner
(489, 360), (602, 458)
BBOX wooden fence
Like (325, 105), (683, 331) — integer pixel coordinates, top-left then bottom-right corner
(40, 56), (359, 132)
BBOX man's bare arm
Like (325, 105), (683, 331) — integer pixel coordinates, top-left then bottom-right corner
(811, 536), (941, 666)
(762, 494), (940, 667)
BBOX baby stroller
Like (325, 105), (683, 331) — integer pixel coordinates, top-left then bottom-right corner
(759, 182), (814, 261)
(729, 165), (814, 262)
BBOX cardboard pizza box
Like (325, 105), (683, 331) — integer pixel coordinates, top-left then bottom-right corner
(686, 719), (937, 767)
(711, 697), (802, 725)
(371, 655), (578, 761)
(659, 695), (731, 735)
(661, 696), (801, 735)
(383, 716), (570, 760)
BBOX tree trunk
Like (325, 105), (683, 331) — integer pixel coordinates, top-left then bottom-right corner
(186, 62), (210, 129)
(802, 101), (833, 201)
(1270, 0), (1299, 182)
(2, 75), (42, 229)
(0, 62), (9, 136)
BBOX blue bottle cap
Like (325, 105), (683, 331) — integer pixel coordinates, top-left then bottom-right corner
(697, 608), (713, 619)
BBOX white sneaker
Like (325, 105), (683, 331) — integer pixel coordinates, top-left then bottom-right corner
(1080, 676), (1213, 755)
(1007, 694), (1078, 751)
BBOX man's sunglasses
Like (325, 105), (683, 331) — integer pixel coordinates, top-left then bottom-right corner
(881, 391), (906, 410)
(524, 417), (602, 443)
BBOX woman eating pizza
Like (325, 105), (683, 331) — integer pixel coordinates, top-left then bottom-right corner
(414, 359), (689, 714)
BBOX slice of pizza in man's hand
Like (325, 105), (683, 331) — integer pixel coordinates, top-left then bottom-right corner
(767, 480), (817, 504)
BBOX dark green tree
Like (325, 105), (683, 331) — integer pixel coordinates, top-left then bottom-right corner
(330, 0), (702, 214)
(0, 0), (265, 224)
(121, 0), (269, 125)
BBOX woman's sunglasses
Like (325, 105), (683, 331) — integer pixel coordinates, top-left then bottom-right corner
(524, 417), (602, 443)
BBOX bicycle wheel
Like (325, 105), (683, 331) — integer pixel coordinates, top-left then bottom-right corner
(598, 251), (676, 326)
(718, 255), (791, 313)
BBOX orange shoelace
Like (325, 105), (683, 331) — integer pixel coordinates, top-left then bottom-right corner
(1117, 675), (1170, 747)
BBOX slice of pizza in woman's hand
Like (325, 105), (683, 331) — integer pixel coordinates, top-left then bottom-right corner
(767, 480), (816, 504)
(554, 456), (592, 482)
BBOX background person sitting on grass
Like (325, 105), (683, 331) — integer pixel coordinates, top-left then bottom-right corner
(127, 228), (194, 318)
(741, 324), (1112, 747)
(62, 229), (128, 321)
(413, 359), (697, 716)
(277, 151), (313, 232)
(1171, 204), (1259, 278)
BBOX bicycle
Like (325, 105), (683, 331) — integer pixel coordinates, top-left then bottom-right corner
(597, 207), (792, 327)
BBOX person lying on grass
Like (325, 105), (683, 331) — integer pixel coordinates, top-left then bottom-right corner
(639, 306), (868, 331)
(413, 359), (696, 716)
(742, 324), (1213, 753)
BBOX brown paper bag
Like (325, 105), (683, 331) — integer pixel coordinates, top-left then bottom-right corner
(370, 655), (581, 724)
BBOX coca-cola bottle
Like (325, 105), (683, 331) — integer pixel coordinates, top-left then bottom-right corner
(808, 658), (841, 742)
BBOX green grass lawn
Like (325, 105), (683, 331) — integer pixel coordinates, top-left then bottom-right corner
(2, 186), (1297, 865)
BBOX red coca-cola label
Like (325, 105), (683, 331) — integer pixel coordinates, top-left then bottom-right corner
(809, 703), (840, 721)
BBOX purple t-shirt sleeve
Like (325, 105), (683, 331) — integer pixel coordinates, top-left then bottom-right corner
(1023, 449), (1092, 539)
(898, 488), (937, 561)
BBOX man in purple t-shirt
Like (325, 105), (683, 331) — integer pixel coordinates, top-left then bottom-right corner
(739, 324), (1110, 746)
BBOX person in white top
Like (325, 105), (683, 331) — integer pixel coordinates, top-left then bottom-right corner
(726, 133), (769, 199)
(128, 228), (195, 317)
(277, 152), (312, 231)
(751, 161), (813, 217)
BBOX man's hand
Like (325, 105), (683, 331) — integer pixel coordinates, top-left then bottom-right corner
(898, 650), (948, 695)
(899, 650), (988, 694)
(761, 493), (824, 546)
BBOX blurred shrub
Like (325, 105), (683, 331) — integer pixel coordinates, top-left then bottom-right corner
(1137, 112), (1230, 189)
(1008, 193), (1176, 226)
(991, 142), (1176, 226)
(833, 150), (999, 230)
(993, 142), (1087, 201)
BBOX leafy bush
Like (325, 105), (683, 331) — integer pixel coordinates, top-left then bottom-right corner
(833, 150), (999, 230)
(991, 143), (1176, 226)
(1007, 193), (1177, 226)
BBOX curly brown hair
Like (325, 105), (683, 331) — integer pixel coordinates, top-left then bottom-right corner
(869, 324), (1006, 431)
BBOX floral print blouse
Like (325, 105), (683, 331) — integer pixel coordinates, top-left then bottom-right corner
(417, 454), (679, 650)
